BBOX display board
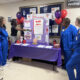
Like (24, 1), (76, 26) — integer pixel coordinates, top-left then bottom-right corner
(24, 16), (49, 44)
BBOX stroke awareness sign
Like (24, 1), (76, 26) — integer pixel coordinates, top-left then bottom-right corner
(34, 19), (43, 35)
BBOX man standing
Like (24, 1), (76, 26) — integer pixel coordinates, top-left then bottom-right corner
(54, 18), (77, 68)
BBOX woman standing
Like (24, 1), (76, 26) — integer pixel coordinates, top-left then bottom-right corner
(54, 18), (77, 69)
(0, 16), (8, 66)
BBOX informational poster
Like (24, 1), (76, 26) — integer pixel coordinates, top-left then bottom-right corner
(24, 27), (32, 40)
(35, 14), (44, 18)
(35, 35), (42, 40)
(30, 8), (36, 14)
(52, 25), (58, 33)
(45, 35), (49, 43)
(51, 7), (60, 13)
(23, 10), (26, 16)
(43, 6), (48, 13)
(45, 19), (49, 26)
(27, 15), (31, 20)
(34, 19), (43, 35)
(24, 32), (32, 40)
(24, 20), (30, 27)
(44, 13), (52, 19)
(24, 18), (49, 44)
(27, 13), (53, 20)
(8, 17), (12, 22)
(24, 20), (32, 42)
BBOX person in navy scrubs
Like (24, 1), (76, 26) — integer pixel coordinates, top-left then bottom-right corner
(66, 17), (80, 80)
(0, 16), (8, 66)
(54, 18), (77, 68)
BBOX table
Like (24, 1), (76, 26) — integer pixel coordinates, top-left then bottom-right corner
(8, 44), (62, 66)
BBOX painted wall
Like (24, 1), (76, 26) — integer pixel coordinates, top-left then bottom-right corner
(67, 8), (80, 26)
(0, 0), (64, 35)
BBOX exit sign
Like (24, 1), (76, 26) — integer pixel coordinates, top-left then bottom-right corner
(67, 0), (80, 7)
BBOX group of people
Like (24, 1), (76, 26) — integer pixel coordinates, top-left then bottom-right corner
(0, 15), (80, 80)
(54, 17), (80, 80)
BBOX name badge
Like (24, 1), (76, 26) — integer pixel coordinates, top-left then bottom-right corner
(76, 36), (78, 40)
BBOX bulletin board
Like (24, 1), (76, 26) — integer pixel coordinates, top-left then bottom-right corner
(40, 4), (61, 36)
(19, 4), (62, 37)
(20, 6), (38, 18)
(40, 4), (61, 13)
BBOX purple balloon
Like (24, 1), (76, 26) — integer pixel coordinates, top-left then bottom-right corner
(55, 10), (61, 19)
(16, 12), (22, 19)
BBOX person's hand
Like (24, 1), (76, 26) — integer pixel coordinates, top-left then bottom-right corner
(23, 29), (27, 31)
(27, 29), (32, 31)
(16, 27), (21, 30)
(54, 44), (60, 48)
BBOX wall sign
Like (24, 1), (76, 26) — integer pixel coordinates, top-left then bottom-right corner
(67, 0), (80, 7)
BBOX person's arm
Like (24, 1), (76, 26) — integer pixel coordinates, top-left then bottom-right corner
(15, 27), (32, 31)
(1, 28), (8, 37)
(69, 29), (80, 49)
(68, 26), (77, 49)
(15, 25), (32, 31)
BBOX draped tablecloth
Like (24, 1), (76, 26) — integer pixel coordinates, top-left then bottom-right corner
(8, 44), (62, 66)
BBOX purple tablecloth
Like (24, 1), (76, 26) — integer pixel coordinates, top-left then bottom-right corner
(8, 44), (62, 66)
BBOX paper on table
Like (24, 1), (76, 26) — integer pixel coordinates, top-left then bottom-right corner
(52, 25), (58, 33)
(45, 46), (53, 49)
(37, 45), (45, 48)
(21, 44), (29, 46)
(14, 43), (22, 45)
(35, 35), (42, 40)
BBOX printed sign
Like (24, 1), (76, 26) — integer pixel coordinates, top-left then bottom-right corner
(34, 19), (43, 35)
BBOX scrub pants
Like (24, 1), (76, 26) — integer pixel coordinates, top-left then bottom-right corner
(66, 53), (80, 80)
(0, 42), (2, 65)
(64, 50), (73, 68)
(2, 39), (8, 66)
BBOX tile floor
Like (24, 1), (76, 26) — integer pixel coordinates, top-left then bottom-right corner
(1, 60), (68, 80)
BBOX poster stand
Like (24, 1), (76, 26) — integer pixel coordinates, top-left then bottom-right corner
(24, 15), (49, 45)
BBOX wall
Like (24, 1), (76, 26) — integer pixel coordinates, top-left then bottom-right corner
(0, 0), (80, 44)
(0, 0), (64, 35)
(67, 8), (80, 26)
